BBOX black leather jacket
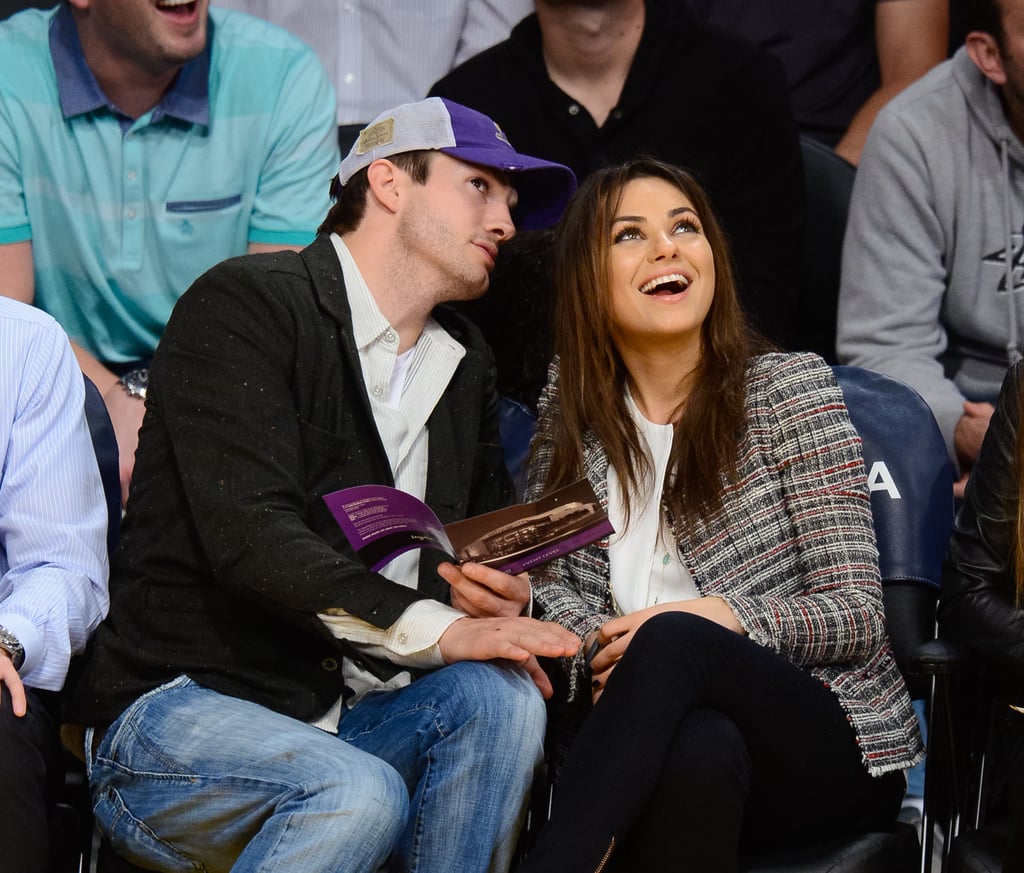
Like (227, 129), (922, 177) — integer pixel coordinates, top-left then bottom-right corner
(940, 362), (1024, 702)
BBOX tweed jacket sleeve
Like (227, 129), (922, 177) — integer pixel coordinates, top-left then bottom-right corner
(525, 365), (620, 699)
(525, 362), (616, 641)
(706, 353), (887, 668)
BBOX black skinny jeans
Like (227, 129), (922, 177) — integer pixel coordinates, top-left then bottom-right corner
(518, 612), (906, 873)
(0, 687), (63, 873)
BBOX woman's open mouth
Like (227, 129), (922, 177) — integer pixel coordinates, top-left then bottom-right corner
(638, 273), (690, 296)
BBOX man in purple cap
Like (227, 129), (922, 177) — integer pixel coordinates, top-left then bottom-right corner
(64, 97), (578, 873)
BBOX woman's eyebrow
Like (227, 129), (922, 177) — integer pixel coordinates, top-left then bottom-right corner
(612, 206), (698, 224)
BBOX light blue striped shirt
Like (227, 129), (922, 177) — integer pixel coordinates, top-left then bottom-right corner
(0, 5), (339, 364)
(0, 297), (109, 691)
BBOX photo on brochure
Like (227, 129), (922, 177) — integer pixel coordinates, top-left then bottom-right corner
(323, 478), (613, 576)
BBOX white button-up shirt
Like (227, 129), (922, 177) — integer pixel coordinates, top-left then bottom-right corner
(316, 236), (468, 717)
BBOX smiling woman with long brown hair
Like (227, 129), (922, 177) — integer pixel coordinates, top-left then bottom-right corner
(518, 157), (922, 872)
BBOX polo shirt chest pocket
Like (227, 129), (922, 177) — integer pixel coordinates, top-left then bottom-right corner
(166, 194), (243, 216)
(163, 193), (245, 239)
(161, 193), (247, 278)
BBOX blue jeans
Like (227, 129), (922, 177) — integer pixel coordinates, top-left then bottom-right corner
(87, 662), (545, 873)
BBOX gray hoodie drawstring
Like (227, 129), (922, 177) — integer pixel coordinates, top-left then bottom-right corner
(1001, 137), (1022, 365)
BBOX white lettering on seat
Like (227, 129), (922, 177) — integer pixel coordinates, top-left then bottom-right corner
(867, 461), (902, 499)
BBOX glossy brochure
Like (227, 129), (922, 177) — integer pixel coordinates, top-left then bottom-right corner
(324, 478), (613, 575)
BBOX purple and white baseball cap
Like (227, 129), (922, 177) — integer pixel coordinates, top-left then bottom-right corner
(338, 97), (576, 230)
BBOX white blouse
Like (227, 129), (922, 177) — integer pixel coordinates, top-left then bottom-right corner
(607, 393), (699, 615)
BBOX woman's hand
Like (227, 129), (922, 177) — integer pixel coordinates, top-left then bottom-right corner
(437, 561), (531, 618)
(589, 597), (744, 702)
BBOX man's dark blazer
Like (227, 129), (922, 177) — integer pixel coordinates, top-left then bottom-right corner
(65, 235), (513, 726)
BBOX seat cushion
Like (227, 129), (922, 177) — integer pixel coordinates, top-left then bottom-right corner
(949, 822), (1009, 873)
(740, 823), (920, 873)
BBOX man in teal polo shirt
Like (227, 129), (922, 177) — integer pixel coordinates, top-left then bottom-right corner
(0, 0), (338, 502)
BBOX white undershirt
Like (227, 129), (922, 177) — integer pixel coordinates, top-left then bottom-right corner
(607, 392), (699, 616)
(314, 235), (467, 728)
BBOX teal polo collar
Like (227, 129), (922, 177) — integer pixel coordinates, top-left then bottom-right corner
(49, 3), (211, 126)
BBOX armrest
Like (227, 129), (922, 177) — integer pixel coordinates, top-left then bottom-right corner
(909, 637), (978, 677)
(882, 581), (938, 698)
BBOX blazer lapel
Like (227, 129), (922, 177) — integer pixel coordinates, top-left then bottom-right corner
(300, 235), (392, 482)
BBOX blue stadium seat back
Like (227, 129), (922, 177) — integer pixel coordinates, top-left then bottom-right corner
(498, 395), (538, 497)
(832, 365), (955, 588)
(83, 375), (121, 553)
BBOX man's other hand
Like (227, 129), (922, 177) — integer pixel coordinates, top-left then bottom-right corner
(438, 561), (530, 618)
(438, 616), (579, 698)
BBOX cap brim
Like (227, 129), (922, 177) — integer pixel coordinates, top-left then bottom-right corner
(442, 146), (576, 230)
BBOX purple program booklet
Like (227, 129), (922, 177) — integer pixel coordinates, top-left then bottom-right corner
(323, 478), (614, 575)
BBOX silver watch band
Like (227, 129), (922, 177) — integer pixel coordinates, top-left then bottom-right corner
(119, 367), (149, 401)
(0, 625), (25, 671)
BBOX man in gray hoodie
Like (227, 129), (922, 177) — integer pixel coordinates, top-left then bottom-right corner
(837, 0), (1024, 496)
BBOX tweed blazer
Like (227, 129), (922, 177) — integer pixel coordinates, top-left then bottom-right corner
(526, 352), (922, 776)
(66, 235), (513, 726)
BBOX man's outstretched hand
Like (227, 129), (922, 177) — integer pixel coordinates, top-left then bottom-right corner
(438, 616), (579, 698)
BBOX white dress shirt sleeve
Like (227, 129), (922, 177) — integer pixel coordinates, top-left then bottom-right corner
(319, 599), (464, 669)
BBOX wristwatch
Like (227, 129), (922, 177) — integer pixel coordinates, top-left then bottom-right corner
(119, 368), (149, 401)
(0, 625), (24, 671)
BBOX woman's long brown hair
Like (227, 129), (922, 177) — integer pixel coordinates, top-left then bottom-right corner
(541, 158), (765, 527)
